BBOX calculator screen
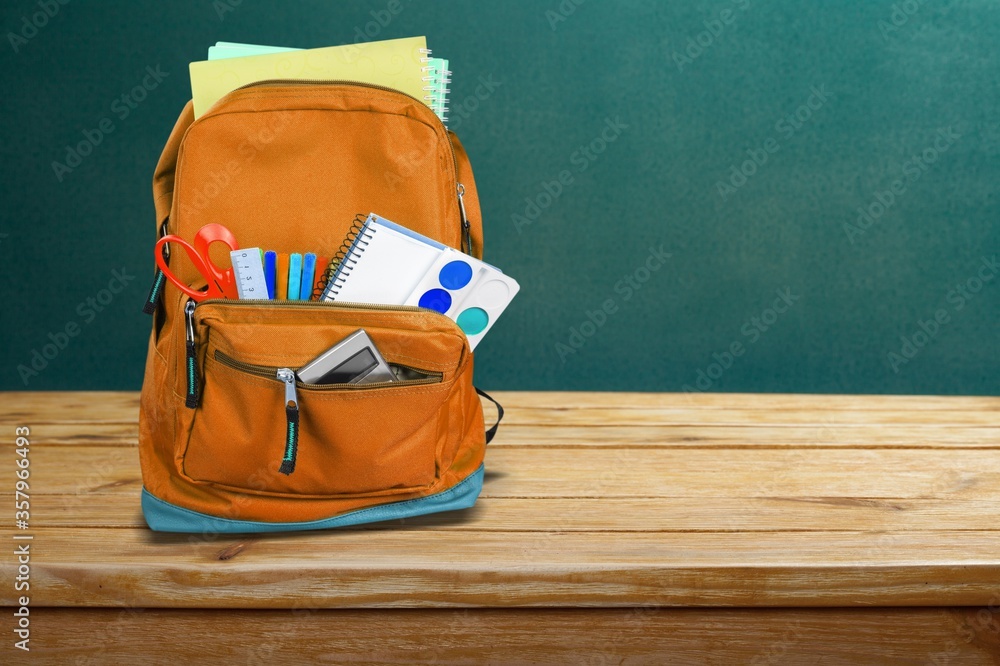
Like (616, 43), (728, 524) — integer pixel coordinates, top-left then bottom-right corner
(317, 348), (377, 384)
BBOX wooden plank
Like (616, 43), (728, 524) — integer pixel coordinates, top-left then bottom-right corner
(16, 445), (140, 496)
(19, 494), (1000, 533)
(480, 448), (1000, 498)
(492, 391), (1000, 412)
(0, 392), (139, 423)
(17, 422), (138, 446)
(3, 527), (999, 607)
(20, 421), (1000, 449)
(498, 406), (1000, 427)
(494, 424), (1000, 448)
(5, 391), (999, 424)
(14, 445), (1000, 499)
(12, 607), (1000, 665)
(3, 391), (998, 617)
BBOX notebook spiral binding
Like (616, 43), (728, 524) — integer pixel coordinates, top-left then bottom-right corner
(419, 47), (434, 106)
(315, 213), (373, 301)
(438, 68), (452, 125)
(420, 48), (451, 126)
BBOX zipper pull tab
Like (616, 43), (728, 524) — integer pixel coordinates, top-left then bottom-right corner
(277, 368), (300, 475)
(457, 183), (472, 255)
(184, 300), (200, 408)
(142, 269), (166, 315)
(143, 220), (170, 315)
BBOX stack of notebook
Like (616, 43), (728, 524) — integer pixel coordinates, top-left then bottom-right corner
(189, 37), (452, 122)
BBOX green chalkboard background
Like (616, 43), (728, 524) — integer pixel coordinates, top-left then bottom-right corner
(1, 0), (997, 393)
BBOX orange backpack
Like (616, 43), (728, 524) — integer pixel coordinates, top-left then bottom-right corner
(138, 82), (500, 532)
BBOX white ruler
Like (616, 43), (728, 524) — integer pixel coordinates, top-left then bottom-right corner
(230, 248), (268, 300)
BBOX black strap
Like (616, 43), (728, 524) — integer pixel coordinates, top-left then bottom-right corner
(475, 387), (504, 444)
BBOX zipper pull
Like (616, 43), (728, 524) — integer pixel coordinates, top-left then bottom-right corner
(277, 368), (300, 475)
(143, 221), (170, 315)
(142, 269), (166, 315)
(457, 183), (472, 255)
(184, 300), (200, 408)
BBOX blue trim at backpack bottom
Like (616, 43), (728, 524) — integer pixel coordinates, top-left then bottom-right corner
(141, 464), (485, 533)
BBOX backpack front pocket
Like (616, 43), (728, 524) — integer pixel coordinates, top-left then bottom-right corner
(179, 299), (472, 498)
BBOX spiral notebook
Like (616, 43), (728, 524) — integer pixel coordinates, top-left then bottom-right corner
(319, 214), (446, 304)
(203, 40), (452, 125)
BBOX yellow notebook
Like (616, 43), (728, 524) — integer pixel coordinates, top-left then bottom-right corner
(189, 36), (429, 118)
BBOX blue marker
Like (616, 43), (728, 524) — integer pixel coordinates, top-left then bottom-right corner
(264, 251), (277, 300)
(287, 253), (302, 300)
(300, 253), (316, 300)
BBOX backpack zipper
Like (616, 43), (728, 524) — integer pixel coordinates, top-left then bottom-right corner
(182, 289), (462, 413)
(276, 368), (299, 475)
(225, 79), (459, 176)
(457, 183), (471, 255)
(213, 349), (442, 476)
(213, 349), (442, 390)
(184, 300), (200, 408)
(212, 79), (473, 254)
(195, 298), (467, 337)
(184, 296), (451, 475)
(142, 268), (167, 316)
(142, 221), (170, 315)
(162, 81), (476, 306)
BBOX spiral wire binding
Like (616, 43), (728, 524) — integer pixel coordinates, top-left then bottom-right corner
(419, 48), (451, 126)
(314, 213), (373, 300)
(419, 47), (434, 106)
(439, 68), (452, 125)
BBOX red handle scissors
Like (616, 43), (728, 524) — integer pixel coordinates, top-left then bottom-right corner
(155, 224), (240, 302)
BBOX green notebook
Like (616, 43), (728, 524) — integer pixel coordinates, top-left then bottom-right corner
(208, 40), (453, 126)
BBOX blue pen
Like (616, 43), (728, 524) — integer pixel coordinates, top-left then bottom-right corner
(263, 251), (277, 300)
(300, 253), (316, 300)
(287, 253), (302, 300)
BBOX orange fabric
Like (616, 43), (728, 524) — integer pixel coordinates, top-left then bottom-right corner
(138, 84), (487, 524)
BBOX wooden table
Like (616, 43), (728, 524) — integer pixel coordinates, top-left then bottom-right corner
(2, 391), (999, 664)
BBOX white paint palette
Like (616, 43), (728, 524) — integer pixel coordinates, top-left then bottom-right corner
(404, 248), (520, 351)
